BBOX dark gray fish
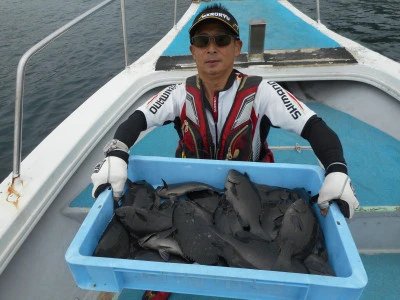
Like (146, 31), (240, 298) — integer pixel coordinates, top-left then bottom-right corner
(291, 187), (311, 202)
(273, 198), (319, 272)
(285, 258), (309, 274)
(303, 253), (336, 276)
(93, 215), (131, 258)
(213, 231), (280, 271)
(258, 187), (292, 206)
(253, 182), (276, 194)
(123, 180), (160, 209)
(156, 179), (221, 199)
(214, 196), (244, 236)
(173, 200), (220, 265)
(186, 190), (222, 215)
(259, 188), (298, 240)
(133, 249), (188, 264)
(115, 201), (174, 237)
(259, 206), (283, 241)
(224, 169), (273, 241)
(309, 223), (329, 262)
(259, 187), (310, 239)
(138, 228), (185, 261)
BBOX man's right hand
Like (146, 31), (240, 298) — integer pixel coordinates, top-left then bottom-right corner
(91, 156), (127, 199)
(91, 139), (129, 199)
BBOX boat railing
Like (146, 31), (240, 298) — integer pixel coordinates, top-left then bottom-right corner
(11, 0), (180, 184)
(316, 0), (321, 23)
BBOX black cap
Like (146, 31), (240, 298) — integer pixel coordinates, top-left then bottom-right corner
(189, 5), (239, 38)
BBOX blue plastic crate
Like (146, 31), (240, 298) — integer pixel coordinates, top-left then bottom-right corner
(66, 156), (367, 299)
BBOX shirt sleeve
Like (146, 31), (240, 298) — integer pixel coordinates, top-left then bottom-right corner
(137, 83), (186, 128)
(255, 80), (316, 135)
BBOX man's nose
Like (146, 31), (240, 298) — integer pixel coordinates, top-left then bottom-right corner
(207, 38), (218, 51)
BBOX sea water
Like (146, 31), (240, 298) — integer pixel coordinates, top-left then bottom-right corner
(0, 0), (399, 181)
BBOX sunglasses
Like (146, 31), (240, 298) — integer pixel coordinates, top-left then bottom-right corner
(190, 34), (239, 48)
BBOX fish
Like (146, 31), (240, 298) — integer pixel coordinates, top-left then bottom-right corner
(172, 200), (220, 265)
(186, 189), (222, 215)
(93, 215), (131, 258)
(137, 228), (186, 261)
(123, 179), (160, 209)
(257, 186), (292, 206)
(213, 196), (244, 236)
(303, 253), (336, 276)
(259, 187), (298, 240)
(224, 169), (273, 241)
(156, 179), (221, 199)
(133, 249), (188, 264)
(115, 200), (174, 237)
(213, 230), (280, 270)
(259, 206), (284, 241)
(291, 187), (311, 203)
(253, 182), (276, 194)
(273, 198), (319, 272)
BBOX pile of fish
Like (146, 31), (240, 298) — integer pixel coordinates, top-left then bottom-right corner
(93, 169), (335, 276)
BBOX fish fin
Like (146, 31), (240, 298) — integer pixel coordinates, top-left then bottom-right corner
(237, 214), (249, 228)
(159, 249), (170, 261)
(157, 227), (177, 239)
(162, 179), (168, 189)
(134, 208), (148, 221)
(138, 232), (155, 246)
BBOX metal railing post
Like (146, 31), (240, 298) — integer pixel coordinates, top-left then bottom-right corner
(120, 0), (129, 67)
(12, 0), (117, 179)
(316, 0), (321, 23)
(174, 0), (178, 27)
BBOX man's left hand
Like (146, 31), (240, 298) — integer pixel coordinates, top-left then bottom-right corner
(318, 172), (359, 219)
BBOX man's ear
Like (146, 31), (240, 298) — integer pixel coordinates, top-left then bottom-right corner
(190, 45), (197, 61)
(234, 39), (243, 57)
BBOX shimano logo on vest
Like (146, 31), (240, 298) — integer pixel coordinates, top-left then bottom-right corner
(149, 85), (176, 114)
(201, 13), (230, 21)
(268, 81), (302, 120)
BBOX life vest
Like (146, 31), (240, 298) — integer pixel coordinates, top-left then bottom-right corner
(175, 74), (274, 162)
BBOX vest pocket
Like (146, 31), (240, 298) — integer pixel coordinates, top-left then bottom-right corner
(181, 120), (201, 158)
(223, 123), (252, 161)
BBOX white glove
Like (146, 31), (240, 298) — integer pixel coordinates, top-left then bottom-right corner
(318, 172), (359, 219)
(91, 139), (129, 199)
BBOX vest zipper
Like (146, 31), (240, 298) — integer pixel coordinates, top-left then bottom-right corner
(226, 124), (250, 160)
(214, 121), (218, 159)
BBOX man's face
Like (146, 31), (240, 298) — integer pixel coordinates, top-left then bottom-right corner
(190, 21), (242, 78)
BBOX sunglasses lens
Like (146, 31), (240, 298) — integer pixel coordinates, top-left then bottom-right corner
(214, 35), (232, 46)
(191, 36), (210, 48)
(191, 35), (234, 48)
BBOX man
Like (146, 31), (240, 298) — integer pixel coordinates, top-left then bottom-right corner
(92, 4), (358, 222)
